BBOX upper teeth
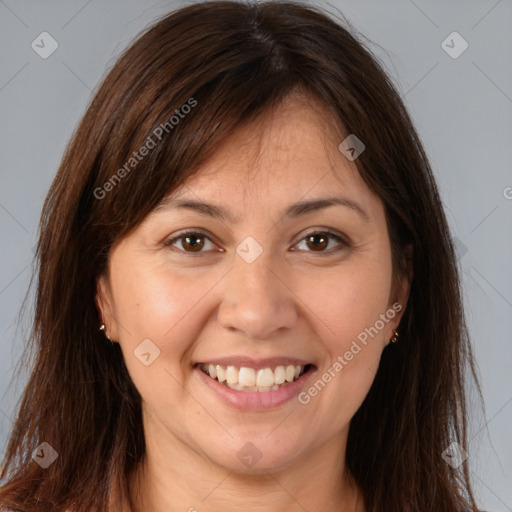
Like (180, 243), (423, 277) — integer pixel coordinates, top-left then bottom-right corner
(200, 363), (305, 387)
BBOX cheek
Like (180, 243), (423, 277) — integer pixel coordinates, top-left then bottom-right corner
(296, 256), (393, 400)
(300, 259), (393, 346)
(109, 262), (216, 409)
(110, 255), (224, 360)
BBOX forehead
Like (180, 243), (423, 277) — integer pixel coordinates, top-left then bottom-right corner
(161, 94), (382, 222)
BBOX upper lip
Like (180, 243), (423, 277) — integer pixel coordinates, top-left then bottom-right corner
(195, 356), (314, 369)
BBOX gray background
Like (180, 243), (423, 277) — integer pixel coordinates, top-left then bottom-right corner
(0, 0), (511, 510)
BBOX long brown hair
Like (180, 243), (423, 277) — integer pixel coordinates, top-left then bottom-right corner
(0, 1), (482, 511)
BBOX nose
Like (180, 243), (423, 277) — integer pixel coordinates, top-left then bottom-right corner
(217, 251), (298, 340)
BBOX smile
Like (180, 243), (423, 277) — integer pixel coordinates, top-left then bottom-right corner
(194, 360), (317, 410)
(198, 363), (311, 392)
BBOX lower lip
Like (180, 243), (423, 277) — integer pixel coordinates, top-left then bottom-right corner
(194, 365), (316, 410)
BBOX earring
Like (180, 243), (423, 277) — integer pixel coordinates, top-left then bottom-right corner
(390, 329), (399, 343)
(99, 324), (115, 344)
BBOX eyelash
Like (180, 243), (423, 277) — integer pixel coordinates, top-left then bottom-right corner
(163, 229), (350, 256)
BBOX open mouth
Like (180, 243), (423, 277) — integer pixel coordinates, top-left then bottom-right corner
(197, 363), (315, 392)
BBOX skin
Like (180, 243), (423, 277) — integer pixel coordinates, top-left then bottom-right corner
(96, 93), (412, 512)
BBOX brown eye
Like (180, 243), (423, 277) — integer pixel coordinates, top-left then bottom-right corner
(181, 233), (205, 252)
(165, 231), (216, 253)
(305, 233), (329, 251)
(294, 230), (347, 254)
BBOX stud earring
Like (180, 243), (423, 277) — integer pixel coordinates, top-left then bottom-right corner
(390, 329), (399, 343)
(99, 324), (115, 344)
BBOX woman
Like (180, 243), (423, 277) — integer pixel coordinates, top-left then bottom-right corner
(0, 1), (482, 511)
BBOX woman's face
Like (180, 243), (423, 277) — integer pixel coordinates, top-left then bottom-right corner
(97, 94), (410, 475)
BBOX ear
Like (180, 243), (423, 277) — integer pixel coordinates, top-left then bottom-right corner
(385, 243), (413, 343)
(95, 273), (120, 342)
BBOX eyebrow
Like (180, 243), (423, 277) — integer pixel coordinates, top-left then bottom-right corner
(155, 196), (371, 224)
